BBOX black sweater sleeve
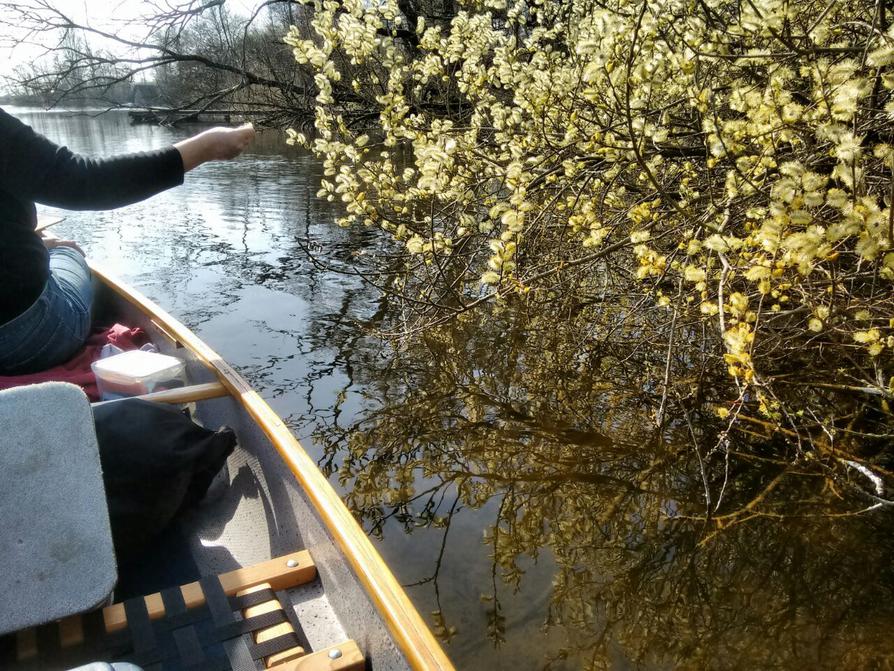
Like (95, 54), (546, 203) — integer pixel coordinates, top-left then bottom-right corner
(0, 108), (184, 210)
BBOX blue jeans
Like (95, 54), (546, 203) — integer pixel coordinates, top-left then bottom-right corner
(0, 247), (93, 375)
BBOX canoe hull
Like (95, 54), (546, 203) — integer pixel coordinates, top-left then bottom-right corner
(91, 264), (454, 671)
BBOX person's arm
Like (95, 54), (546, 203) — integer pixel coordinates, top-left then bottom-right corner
(0, 109), (254, 211)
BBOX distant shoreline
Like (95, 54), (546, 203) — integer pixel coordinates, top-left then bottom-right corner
(0, 103), (132, 114)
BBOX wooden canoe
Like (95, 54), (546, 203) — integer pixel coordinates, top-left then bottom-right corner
(4, 259), (456, 671)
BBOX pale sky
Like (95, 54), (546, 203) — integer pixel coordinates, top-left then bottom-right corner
(0, 0), (259, 80)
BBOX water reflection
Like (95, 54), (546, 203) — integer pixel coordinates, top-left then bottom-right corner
(309, 303), (894, 669)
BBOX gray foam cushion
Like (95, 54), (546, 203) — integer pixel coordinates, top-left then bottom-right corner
(0, 382), (117, 635)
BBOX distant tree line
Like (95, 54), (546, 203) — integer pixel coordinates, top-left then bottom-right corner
(0, 0), (451, 125)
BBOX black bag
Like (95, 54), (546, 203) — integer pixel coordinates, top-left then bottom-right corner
(92, 398), (236, 558)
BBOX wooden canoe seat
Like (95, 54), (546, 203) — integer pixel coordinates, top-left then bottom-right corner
(90, 382), (230, 407)
(0, 552), (365, 671)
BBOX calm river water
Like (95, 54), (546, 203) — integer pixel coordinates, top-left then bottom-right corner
(11, 106), (894, 670)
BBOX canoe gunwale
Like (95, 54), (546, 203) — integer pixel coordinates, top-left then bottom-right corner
(89, 261), (455, 671)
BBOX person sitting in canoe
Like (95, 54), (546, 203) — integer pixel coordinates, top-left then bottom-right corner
(0, 108), (255, 375)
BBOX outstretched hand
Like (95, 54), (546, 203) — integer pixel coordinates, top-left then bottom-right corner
(203, 124), (256, 160)
(175, 123), (256, 172)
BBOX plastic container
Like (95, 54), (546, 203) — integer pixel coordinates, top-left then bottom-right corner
(91, 350), (187, 400)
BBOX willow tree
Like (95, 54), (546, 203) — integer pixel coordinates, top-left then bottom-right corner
(287, 0), (894, 495)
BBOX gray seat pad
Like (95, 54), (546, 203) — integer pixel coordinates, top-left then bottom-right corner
(0, 382), (116, 635)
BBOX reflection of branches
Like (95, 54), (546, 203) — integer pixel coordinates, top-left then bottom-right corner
(306, 293), (894, 668)
(405, 492), (461, 644)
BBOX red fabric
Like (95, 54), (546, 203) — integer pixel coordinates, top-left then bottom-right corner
(0, 324), (148, 400)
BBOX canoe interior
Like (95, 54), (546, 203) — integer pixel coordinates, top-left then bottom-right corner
(86, 278), (413, 670)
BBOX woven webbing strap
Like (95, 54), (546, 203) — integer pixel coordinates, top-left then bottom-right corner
(0, 577), (309, 671)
